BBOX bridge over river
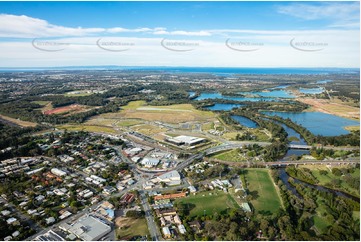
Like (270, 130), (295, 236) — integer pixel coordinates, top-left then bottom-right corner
(205, 143), (359, 155)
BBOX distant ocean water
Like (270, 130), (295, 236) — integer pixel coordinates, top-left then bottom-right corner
(0, 66), (359, 75)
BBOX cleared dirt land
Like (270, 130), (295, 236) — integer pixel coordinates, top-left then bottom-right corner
(44, 104), (92, 115)
(298, 98), (360, 120)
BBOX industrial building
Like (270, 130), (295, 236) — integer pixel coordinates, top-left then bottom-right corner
(140, 157), (160, 168)
(166, 135), (206, 146)
(60, 215), (111, 241)
(157, 170), (181, 186)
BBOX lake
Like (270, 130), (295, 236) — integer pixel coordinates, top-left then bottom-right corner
(317, 80), (332, 84)
(262, 111), (359, 136)
(195, 90), (294, 102)
(241, 89), (295, 98)
(231, 115), (258, 128)
(299, 87), (324, 94)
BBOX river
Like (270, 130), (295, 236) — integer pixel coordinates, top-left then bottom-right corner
(279, 168), (359, 202)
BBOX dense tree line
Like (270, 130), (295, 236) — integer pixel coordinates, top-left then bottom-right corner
(269, 168), (360, 241)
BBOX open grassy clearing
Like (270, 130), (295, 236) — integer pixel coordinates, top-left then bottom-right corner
(299, 165), (360, 197)
(313, 214), (330, 234)
(116, 119), (143, 127)
(222, 129), (270, 142)
(56, 124), (117, 134)
(115, 217), (149, 240)
(118, 101), (216, 124)
(211, 149), (246, 162)
(32, 101), (53, 113)
(352, 211), (360, 220)
(174, 191), (240, 217)
(0, 114), (37, 127)
(31, 100), (51, 106)
(201, 122), (214, 131)
(85, 118), (117, 126)
(242, 169), (282, 214)
(132, 124), (168, 136)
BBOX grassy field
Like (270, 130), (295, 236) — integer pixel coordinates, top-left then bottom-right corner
(201, 122), (214, 131)
(115, 217), (149, 240)
(300, 165), (360, 197)
(32, 101), (53, 113)
(86, 118), (117, 126)
(56, 124), (116, 134)
(243, 169), (282, 214)
(132, 124), (168, 136)
(116, 119), (143, 127)
(313, 214), (330, 234)
(174, 191), (240, 217)
(0, 114), (37, 127)
(116, 101), (216, 124)
(211, 149), (246, 162)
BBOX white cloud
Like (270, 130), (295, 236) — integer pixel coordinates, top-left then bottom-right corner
(0, 14), (105, 38)
(0, 29), (358, 68)
(0, 14), (211, 38)
(277, 2), (359, 23)
(153, 30), (211, 36)
(0, 13), (359, 67)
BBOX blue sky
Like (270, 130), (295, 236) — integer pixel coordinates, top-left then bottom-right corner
(0, 1), (359, 67)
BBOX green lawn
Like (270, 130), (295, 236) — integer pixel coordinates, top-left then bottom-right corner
(243, 169), (282, 214)
(116, 217), (149, 240)
(174, 191), (240, 217)
(313, 215), (330, 234)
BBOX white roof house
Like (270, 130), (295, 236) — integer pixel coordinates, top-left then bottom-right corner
(178, 224), (187, 234)
(51, 168), (67, 177)
(162, 226), (171, 238)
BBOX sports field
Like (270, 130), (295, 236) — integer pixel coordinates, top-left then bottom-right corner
(243, 168), (282, 214)
(174, 191), (239, 217)
(115, 217), (149, 240)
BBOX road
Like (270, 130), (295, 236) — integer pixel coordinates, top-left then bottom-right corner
(139, 190), (162, 241)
